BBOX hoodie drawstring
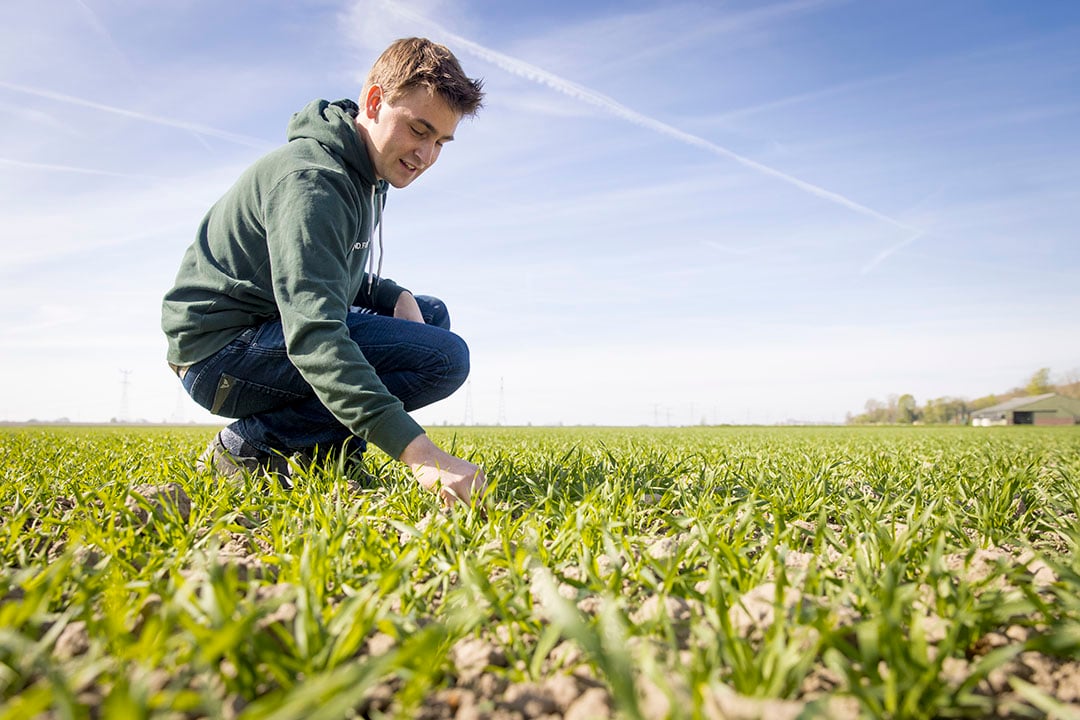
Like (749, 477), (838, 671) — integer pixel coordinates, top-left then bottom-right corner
(367, 185), (384, 297)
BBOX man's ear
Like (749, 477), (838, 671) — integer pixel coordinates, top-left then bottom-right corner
(364, 85), (383, 119)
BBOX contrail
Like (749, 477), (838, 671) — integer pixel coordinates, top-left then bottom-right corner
(0, 80), (271, 149)
(72, 0), (116, 46)
(860, 231), (924, 274)
(0, 156), (161, 180)
(377, 1), (919, 233)
(712, 71), (904, 124)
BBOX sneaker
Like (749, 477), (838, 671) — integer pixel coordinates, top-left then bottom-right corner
(196, 432), (293, 488)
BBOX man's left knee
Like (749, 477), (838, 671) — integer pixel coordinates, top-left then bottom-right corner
(414, 294), (451, 330)
(446, 332), (470, 383)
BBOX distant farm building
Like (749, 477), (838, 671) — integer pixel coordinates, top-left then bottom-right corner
(971, 393), (1080, 426)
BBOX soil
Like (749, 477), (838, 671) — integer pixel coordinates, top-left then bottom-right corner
(47, 484), (1080, 719)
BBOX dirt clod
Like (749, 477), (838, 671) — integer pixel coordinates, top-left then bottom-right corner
(54, 620), (89, 659)
(452, 636), (508, 681)
(564, 687), (612, 720)
(541, 674), (585, 711)
(646, 536), (679, 561)
(631, 595), (695, 626)
(127, 482), (192, 524)
(504, 682), (560, 716)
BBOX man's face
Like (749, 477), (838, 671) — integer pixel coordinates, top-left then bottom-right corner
(358, 85), (461, 189)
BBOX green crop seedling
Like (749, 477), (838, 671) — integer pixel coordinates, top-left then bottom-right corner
(1, 425), (1078, 719)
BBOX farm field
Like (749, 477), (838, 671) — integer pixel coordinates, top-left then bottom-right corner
(1, 425), (1079, 719)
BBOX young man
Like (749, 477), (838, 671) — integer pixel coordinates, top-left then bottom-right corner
(161, 38), (486, 505)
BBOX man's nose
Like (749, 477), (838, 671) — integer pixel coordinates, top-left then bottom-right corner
(416, 140), (437, 166)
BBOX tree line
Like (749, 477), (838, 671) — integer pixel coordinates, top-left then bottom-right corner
(846, 367), (1080, 425)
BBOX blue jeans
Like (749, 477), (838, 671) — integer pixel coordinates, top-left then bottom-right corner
(179, 295), (468, 456)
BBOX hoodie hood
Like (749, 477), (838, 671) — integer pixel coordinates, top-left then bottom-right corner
(286, 99), (383, 189)
(286, 99), (389, 293)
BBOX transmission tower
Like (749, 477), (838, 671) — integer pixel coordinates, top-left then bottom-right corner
(119, 369), (132, 423)
(170, 385), (188, 424)
(463, 380), (474, 425)
(497, 377), (506, 426)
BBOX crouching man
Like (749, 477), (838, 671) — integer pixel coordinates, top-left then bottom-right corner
(161, 37), (486, 505)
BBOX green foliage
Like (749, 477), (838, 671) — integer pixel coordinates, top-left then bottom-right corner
(0, 425), (1078, 718)
(1026, 368), (1053, 397)
(850, 394), (971, 425)
(896, 394), (918, 424)
(854, 366), (1080, 424)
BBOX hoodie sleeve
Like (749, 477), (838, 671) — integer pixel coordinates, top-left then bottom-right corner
(262, 168), (424, 458)
(353, 275), (409, 313)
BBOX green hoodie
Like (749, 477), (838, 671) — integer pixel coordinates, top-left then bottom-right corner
(161, 99), (424, 458)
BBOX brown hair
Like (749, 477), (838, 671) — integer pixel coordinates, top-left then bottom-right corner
(365, 37), (484, 117)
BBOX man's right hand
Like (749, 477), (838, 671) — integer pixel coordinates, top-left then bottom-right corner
(399, 434), (487, 506)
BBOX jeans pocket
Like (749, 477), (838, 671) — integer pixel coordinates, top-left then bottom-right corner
(207, 373), (307, 418)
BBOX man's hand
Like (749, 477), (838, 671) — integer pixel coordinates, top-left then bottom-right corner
(400, 434), (487, 506)
(393, 291), (425, 324)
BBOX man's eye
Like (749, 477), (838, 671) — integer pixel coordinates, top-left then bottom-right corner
(411, 126), (425, 137)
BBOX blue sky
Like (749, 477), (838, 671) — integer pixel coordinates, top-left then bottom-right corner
(2, 0), (1078, 427)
